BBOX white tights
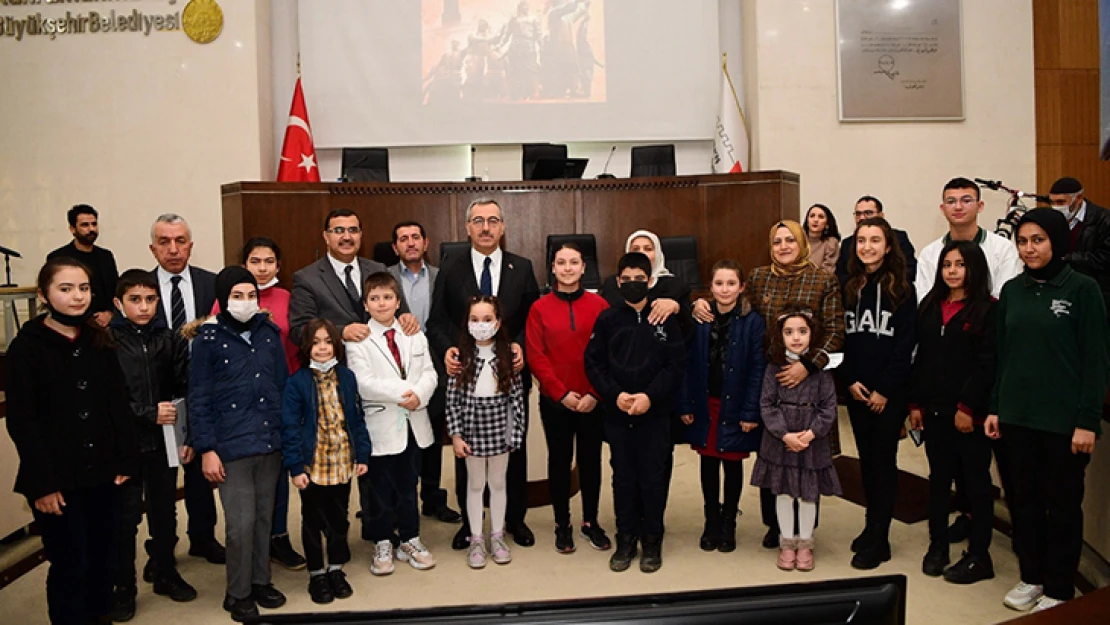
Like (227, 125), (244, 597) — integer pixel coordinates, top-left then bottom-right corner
(776, 494), (817, 540)
(466, 453), (510, 537)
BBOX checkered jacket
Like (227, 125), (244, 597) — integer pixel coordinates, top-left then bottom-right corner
(747, 265), (845, 369)
(446, 357), (526, 458)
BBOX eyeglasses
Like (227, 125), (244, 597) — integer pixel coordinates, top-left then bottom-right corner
(468, 216), (503, 228)
(853, 210), (878, 219)
(943, 196), (978, 206)
(326, 226), (362, 235)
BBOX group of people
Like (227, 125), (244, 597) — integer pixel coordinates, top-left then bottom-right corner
(5, 175), (1109, 623)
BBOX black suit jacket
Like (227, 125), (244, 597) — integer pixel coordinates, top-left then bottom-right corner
(426, 249), (540, 359)
(150, 265), (216, 330)
(835, 228), (916, 287)
(1066, 201), (1110, 314)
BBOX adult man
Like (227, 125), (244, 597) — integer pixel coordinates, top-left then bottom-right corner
(147, 213), (223, 565)
(47, 204), (119, 328)
(387, 221), (463, 524)
(427, 198), (539, 550)
(1049, 176), (1110, 316)
(916, 178), (1023, 299)
(835, 196), (917, 286)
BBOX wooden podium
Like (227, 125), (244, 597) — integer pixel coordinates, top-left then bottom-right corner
(220, 171), (800, 288)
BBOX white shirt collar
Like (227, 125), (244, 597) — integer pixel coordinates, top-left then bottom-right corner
(470, 246), (502, 268)
(327, 253), (357, 274)
(368, 316), (401, 337)
(156, 265), (191, 286)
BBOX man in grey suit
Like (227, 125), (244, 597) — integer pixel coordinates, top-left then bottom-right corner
(387, 221), (463, 524)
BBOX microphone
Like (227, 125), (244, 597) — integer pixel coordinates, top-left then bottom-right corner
(465, 145), (481, 182)
(596, 145), (617, 179)
(0, 245), (21, 258)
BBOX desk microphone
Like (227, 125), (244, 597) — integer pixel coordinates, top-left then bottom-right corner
(597, 146), (616, 179)
(465, 145), (482, 182)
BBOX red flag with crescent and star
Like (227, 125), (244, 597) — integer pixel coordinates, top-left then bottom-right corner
(277, 77), (320, 182)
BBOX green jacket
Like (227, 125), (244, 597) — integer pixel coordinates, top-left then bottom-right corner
(989, 266), (1109, 435)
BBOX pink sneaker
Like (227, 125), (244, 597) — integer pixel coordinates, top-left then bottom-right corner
(777, 537), (797, 571)
(467, 535), (487, 569)
(796, 539), (814, 571)
(490, 531), (512, 565)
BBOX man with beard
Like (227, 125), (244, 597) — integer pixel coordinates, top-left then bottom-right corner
(47, 204), (119, 328)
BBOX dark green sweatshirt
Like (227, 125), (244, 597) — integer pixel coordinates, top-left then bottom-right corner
(989, 266), (1109, 435)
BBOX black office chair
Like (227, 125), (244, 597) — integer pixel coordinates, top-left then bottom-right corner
(545, 234), (601, 290)
(342, 148), (390, 182)
(522, 143), (568, 180)
(630, 145), (676, 178)
(660, 235), (702, 290)
(372, 241), (399, 267)
(439, 241), (472, 266)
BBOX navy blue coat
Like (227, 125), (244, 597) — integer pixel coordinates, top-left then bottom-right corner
(281, 366), (372, 477)
(189, 315), (288, 463)
(679, 303), (766, 454)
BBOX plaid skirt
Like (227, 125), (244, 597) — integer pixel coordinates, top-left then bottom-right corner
(457, 395), (525, 458)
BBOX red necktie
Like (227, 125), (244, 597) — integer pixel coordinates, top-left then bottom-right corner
(384, 329), (406, 379)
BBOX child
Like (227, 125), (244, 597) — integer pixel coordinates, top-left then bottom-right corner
(108, 269), (196, 621)
(346, 272), (439, 576)
(750, 305), (841, 572)
(908, 241), (998, 584)
(188, 267), (288, 622)
(446, 295), (526, 569)
(679, 260), (765, 553)
(5, 257), (137, 624)
(585, 252), (686, 574)
(282, 318), (370, 604)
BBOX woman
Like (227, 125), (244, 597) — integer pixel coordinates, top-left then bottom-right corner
(985, 209), (1108, 614)
(805, 204), (841, 275)
(527, 242), (611, 554)
(599, 230), (692, 337)
(841, 217), (916, 571)
(694, 220), (845, 550)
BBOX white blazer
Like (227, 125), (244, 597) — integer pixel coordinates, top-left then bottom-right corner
(345, 319), (438, 456)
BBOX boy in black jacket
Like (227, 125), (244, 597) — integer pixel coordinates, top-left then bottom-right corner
(585, 253), (686, 574)
(108, 269), (197, 620)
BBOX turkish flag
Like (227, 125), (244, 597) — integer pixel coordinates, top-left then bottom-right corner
(277, 77), (320, 182)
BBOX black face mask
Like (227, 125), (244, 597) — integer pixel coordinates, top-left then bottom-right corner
(619, 280), (649, 304)
(45, 302), (92, 328)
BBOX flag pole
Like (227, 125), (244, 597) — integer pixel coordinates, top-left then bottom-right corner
(720, 52), (751, 172)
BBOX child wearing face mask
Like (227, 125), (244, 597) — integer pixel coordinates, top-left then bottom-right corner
(187, 266), (289, 621)
(446, 295), (526, 569)
(281, 317), (370, 605)
(750, 306), (841, 572)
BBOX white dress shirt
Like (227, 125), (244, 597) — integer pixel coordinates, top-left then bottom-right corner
(327, 253), (361, 298)
(470, 247), (503, 297)
(156, 265), (196, 324)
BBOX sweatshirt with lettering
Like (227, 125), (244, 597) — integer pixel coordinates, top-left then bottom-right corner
(988, 266), (1109, 435)
(839, 272), (918, 399)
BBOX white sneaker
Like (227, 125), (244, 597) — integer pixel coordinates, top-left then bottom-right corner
(370, 540), (395, 576)
(1003, 581), (1044, 611)
(396, 537), (437, 570)
(1030, 596), (1066, 613)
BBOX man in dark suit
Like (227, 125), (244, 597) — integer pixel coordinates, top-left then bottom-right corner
(387, 221), (463, 524)
(835, 195), (917, 286)
(1050, 176), (1110, 318)
(427, 198), (540, 549)
(147, 213), (224, 565)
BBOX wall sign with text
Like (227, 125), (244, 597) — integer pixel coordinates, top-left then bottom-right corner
(0, 0), (223, 44)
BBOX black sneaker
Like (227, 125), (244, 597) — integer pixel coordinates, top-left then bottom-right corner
(153, 572), (198, 602)
(943, 551), (995, 585)
(851, 525), (874, 553)
(327, 569), (354, 599)
(188, 538), (226, 564)
(948, 514), (971, 544)
(609, 534), (638, 572)
(761, 527), (779, 550)
(270, 534), (307, 570)
(308, 574), (333, 604)
(141, 559), (157, 583)
(109, 586), (136, 623)
(640, 536), (663, 573)
(580, 522), (612, 550)
(251, 583), (287, 609)
(555, 524), (576, 554)
(922, 542), (950, 577)
(223, 595), (259, 622)
(851, 541), (892, 570)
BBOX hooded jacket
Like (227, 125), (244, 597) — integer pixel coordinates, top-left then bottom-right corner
(108, 315), (190, 453)
(839, 273), (917, 398)
(907, 299), (997, 423)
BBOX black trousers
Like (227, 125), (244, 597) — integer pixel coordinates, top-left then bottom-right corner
(847, 397), (905, 540)
(455, 385), (530, 531)
(953, 437), (1016, 520)
(299, 481), (352, 572)
(923, 411), (993, 555)
(606, 416), (673, 538)
(1004, 423), (1089, 601)
(183, 457), (217, 542)
(701, 456), (743, 518)
(421, 384), (449, 509)
(539, 395), (604, 527)
(117, 450), (179, 588)
(34, 481), (120, 625)
(363, 431), (423, 543)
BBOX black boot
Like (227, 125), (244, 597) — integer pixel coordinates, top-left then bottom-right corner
(640, 535), (663, 573)
(851, 523), (874, 553)
(699, 505), (721, 551)
(109, 586), (137, 622)
(609, 534), (638, 572)
(718, 513), (737, 553)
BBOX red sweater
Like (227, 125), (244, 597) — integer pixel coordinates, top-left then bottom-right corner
(526, 289), (609, 402)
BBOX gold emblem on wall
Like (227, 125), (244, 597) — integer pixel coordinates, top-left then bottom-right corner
(182, 0), (223, 44)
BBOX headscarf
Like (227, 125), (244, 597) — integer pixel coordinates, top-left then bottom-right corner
(768, 220), (812, 277)
(215, 266), (259, 333)
(625, 230), (673, 285)
(1015, 208), (1069, 281)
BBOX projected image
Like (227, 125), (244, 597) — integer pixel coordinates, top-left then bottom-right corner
(421, 0), (606, 105)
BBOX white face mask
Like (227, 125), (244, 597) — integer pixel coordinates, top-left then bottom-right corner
(468, 321), (498, 342)
(259, 277), (279, 290)
(310, 357), (338, 373)
(227, 299), (259, 323)
(1053, 201), (1077, 220)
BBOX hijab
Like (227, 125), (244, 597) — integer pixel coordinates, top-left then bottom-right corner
(1015, 208), (1069, 282)
(625, 230), (673, 286)
(768, 220), (812, 277)
(215, 266), (259, 333)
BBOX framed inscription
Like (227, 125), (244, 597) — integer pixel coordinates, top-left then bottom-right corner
(836, 0), (964, 122)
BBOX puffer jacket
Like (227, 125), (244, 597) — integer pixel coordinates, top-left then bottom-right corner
(281, 366), (371, 477)
(108, 316), (189, 453)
